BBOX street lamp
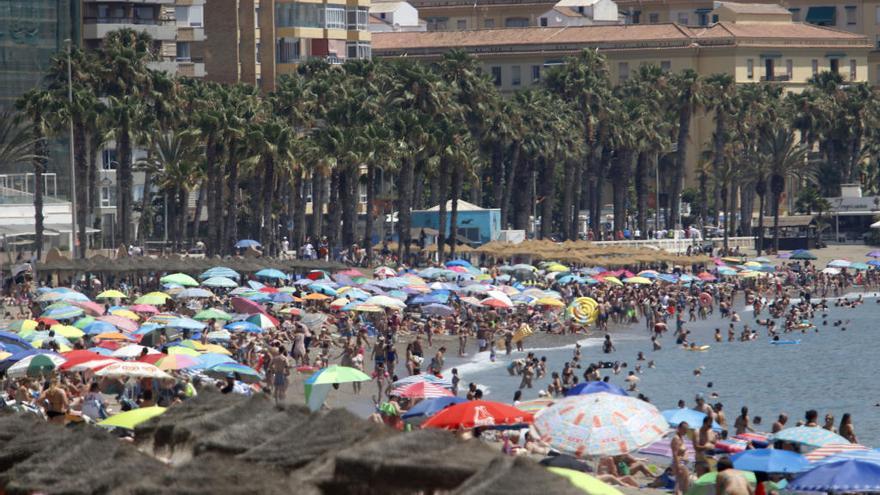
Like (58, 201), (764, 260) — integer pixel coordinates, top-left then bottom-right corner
(65, 39), (77, 258)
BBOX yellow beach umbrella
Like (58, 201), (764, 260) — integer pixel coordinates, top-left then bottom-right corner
(548, 467), (623, 495)
(546, 264), (570, 273)
(623, 276), (652, 285)
(99, 406), (166, 430)
(49, 324), (84, 339)
(743, 261), (761, 268)
(167, 346), (201, 357)
(134, 292), (171, 305)
(201, 344), (232, 356)
(304, 293), (331, 301)
(535, 297), (565, 307)
(602, 276), (623, 286)
(738, 270), (760, 278)
(96, 290), (127, 299)
(111, 309), (140, 321)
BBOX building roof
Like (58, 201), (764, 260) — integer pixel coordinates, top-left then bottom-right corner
(424, 199), (490, 211)
(373, 22), (869, 54)
(715, 2), (791, 15)
(407, 0), (555, 7)
(370, 1), (410, 13)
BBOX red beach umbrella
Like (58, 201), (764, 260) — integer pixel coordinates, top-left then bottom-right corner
(421, 400), (533, 430)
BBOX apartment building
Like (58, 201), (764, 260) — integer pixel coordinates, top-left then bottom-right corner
(198, 0), (371, 92)
(373, 3), (871, 185)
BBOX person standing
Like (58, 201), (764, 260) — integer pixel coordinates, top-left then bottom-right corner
(839, 413), (858, 444)
(671, 422), (690, 495)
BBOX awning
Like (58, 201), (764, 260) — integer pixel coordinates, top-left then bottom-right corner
(763, 215), (815, 228)
(0, 225), (61, 238)
(805, 6), (836, 25)
(44, 224), (101, 235)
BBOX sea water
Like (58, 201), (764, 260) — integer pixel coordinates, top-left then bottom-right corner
(447, 293), (880, 446)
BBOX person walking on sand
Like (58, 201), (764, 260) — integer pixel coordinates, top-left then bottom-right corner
(671, 422), (690, 495)
(269, 346), (291, 405)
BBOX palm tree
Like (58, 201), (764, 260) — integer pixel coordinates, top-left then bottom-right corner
(97, 29), (156, 247)
(761, 126), (810, 252)
(150, 130), (201, 248)
(704, 73), (735, 231)
(11, 96), (51, 260)
(668, 69), (705, 230)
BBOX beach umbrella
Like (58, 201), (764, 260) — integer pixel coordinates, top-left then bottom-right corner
(199, 266), (240, 280)
(789, 459), (880, 493)
(224, 321), (263, 333)
(6, 353), (65, 378)
(391, 374), (452, 389)
(110, 309), (140, 321)
(535, 297), (566, 307)
(402, 397), (467, 420)
(303, 365), (372, 412)
(134, 292), (171, 305)
(827, 259), (852, 268)
(422, 400), (532, 430)
(99, 406), (167, 430)
(96, 290), (127, 299)
(230, 296), (264, 314)
(364, 295), (406, 309)
(5, 319), (38, 333)
(234, 239), (261, 249)
(687, 471), (756, 495)
(822, 267), (841, 275)
(73, 317), (96, 329)
(548, 468), (623, 495)
(176, 288), (214, 299)
(97, 315), (139, 333)
(390, 381), (455, 399)
(623, 276), (652, 285)
(201, 276), (239, 289)
(717, 266), (738, 276)
(255, 268), (288, 279)
(111, 344), (161, 359)
(533, 393), (666, 457)
(850, 262), (870, 271)
(154, 354), (199, 370)
(190, 353), (235, 370)
(805, 444), (872, 462)
(307, 283), (338, 297)
(867, 250), (880, 258)
(422, 303), (455, 317)
(791, 250), (817, 260)
(193, 308), (232, 321)
(206, 362), (262, 383)
(206, 329), (231, 342)
(167, 346), (201, 357)
(567, 297), (598, 325)
(374, 266), (396, 277)
(564, 381), (628, 397)
(662, 409), (722, 431)
(93, 332), (134, 342)
(59, 350), (114, 370)
(160, 273), (199, 287)
(81, 321), (116, 335)
(639, 437), (696, 462)
(95, 361), (172, 379)
(41, 306), (84, 320)
(731, 449), (811, 473)
(245, 313), (276, 329)
(129, 304), (159, 314)
(815, 449), (880, 466)
(166, 317), (206, 330)
(49, 324), (84, 340)
(71, 300), (105, 316)
(515, 398), (556, 415)
(697, 272), (716, 281)
(771, 426), (850, 447)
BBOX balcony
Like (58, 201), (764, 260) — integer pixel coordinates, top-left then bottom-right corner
(759, 74), (791, 82)
(176, 60), (206, 78)
(177, 26), (206, 42)
(83, 17), (177, 40)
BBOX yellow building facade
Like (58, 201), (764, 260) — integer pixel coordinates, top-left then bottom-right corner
(373, 8), (871, 185)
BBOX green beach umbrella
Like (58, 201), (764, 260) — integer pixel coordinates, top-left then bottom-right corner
(304, 365), (371, 411)
(193, 308), (233, 321)
(686, 471), (756, 495)
(134, 292), (171, 305)
(6, 354), (66, 378)
(99, 406), (167, 430)
(160, 273), (199, 287)
(73, 317), (96, 329)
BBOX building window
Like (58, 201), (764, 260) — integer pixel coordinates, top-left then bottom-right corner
(876, 6), (880, 24)
(102, 149), (118, 170)
(812, 59), (819, 75)
(786, 59), (793, 79)
(176, 42), (191, 61)
(631, 10), (641, 23)
(649, 13), (659, 23)
(484, 18), (495, 28)
(276, 3), (322, 28)
(746, 59), (754, 79)
(763, 59), (774, 80)
(358, 181), (367, 204)
(456, 19), (467, 29)
(100, 186), (115, 208)
(830, 58), (840, 74)
(540, 17), (548, 26)
(511, 65), (521, 86)
(660, 60), (671, 72)
(876, 64), (880, 83)
(677, 13), (689, 24)
(323, 5), (346, 29)
(850, 59), (857, 79)
(346, 42), (371, 60)
(491, 66), (502, 86)
(845, 6), (856, 24)
(789, 8), (800, 21)
(427, 17), (448, 30)
(532, 65), (541, 81)
(175, 5), (204, 26)
(697, 11), (708, 25)
(618, 62), (630, 82)
(277, 38), (301, 63)
(347, 8), (368, 30)
(505, 17), (529, 27)
(133, 6), (155, 21)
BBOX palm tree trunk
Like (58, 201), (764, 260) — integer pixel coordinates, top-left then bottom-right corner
(309, 169), (323, 243)
(224, 146), (239, 255)
(612, 151), (632, 237)
(87, 133), (99, 219)
(292, 169), (305, 252)
(722, 186), (729, 251)
(204, 138), (219, 254)
(492, 143), (504, 209)
(192, 180), (206, 246)
(327, 169), (341, 249)
(364, 162), (375, 265)
(561, 159), (574, 241)
(437, 158), (450, 263)
(136, 168), (152, 246)
(413, 160), (426, 210)
(179, 186), (189, 248)
(756, 192), (765, 255)
(739, 186), (754, 238)
(500, 143), (520, 229)
(74, 126), (89, 257)
(449, 163), (462, 259)
(117, 115), (133, 248)
(571, 160), (583, 239)
(540, 157), (555, 240)
(341, 168), (358, 250)
(32, 122), (47, 260)
(636, 151), (649, 238)
(397, 158), (414, 262)
(261, 156), (276, 254)
(773, 192), (781, 253)
(672, 107), (691, 229)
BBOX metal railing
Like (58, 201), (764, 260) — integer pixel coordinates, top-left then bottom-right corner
(760, 74), (792, 82)
(83, 16), (171, 26)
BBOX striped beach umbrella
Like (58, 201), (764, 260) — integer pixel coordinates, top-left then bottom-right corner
(390, 381), (454, 399)
(806, 444), (872, 463)
(534, 393), (667, 458)
(815, 449), (880, 466)
(771, 426), (850, 448)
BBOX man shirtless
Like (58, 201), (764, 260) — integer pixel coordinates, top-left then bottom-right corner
(40, 378), (69, 424)
(269, 346), (291, 404)
(716, 457), (754, 495)
(695, 416), (718, 464)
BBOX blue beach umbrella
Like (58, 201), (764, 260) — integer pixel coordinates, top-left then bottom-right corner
(255, 268), (288, 280)
(224, 321), (264, 333)
(192, 352), (236, 370)
(662, 409), (723, 431)
(789, 459), (880, 493)
(234, 239), (261, 249)
(201, 276), (239, 288)
(771, 426), (849, 448)
(565, 381), (628, 397)
(422, 303), (455, 317)
(83, 321), (117, 335)
(205, 362), (262, 383)
(166, 317), (206, 330)
(308, 284), (337, 296)
(199, 266), (240, 280)
(731, 449), (811, 474)
(402, 396), (467, 420)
